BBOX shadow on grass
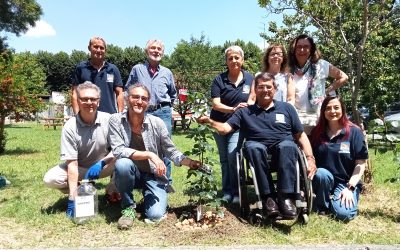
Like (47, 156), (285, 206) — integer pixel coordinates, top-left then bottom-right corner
(360, 209), (400, 223)
(41, 194), (122, 222)
(3, 147), (40, 156)
(4, 125), (32, 129)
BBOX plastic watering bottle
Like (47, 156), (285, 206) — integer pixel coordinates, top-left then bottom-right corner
(74, 179), (98, 224)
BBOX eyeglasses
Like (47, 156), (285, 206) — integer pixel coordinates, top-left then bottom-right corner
(269, 52), (284, 57)
(129, 94), (149, 102)
(79, 97), (99, 103)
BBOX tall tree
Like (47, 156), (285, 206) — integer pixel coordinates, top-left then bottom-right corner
(258, 0), (399, 124)
(0, 51), (46, 153)
(0, 0), (42, 51)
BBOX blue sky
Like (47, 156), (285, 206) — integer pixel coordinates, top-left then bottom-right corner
(5, 0), (274, 55)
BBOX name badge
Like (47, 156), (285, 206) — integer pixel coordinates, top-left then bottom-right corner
(242, 85), (250, 94)
(339, 141), (350, 153)
(106, 74), (114, 83)
(275, 114), (285, 123)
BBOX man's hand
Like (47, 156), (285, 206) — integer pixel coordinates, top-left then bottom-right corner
(66, 199), (75, 218)
(84, 160), (106, 180)
(196, 116), (210, 125)
(189, 160), (202, 169)
(149, 152), (166, 176)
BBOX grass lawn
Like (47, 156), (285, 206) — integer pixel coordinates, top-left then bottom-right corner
(0, 122), (399, 248)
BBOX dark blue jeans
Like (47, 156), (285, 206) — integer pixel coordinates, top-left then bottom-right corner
(243, 140), (298, 196)
(146, 105), (172, 182)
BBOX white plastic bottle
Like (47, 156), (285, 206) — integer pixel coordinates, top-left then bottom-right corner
(74, 179), (98, 224)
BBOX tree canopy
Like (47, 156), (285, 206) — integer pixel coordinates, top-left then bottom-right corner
(0, 0), (42, 51)
(258, 0), (400, 122)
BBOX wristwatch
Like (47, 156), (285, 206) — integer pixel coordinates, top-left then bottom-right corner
(347, 183), (356, 192)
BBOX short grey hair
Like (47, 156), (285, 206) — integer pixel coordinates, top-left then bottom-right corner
(224, 45), (244, 60)
(145, 39), (164, 53)
(76, 81), (101, 98)
(125, 83), (151, 101)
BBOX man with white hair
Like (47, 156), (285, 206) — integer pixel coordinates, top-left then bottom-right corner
(125, 39), (177, 183)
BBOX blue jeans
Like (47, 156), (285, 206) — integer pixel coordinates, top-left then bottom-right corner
(243, 140), (297, 196)
(114, 158), (167, 220)
(312, 168), (360, 221)
(213, 130), (243, 196)
(146, 105), (172, 182)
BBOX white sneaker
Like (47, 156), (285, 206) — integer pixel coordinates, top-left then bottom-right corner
(232, 196), (240, 204)
(222, 194), (232, 203)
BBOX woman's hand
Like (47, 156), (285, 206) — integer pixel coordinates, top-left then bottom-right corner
(233, 102), (248, 112)
(338, 188), (355, 209)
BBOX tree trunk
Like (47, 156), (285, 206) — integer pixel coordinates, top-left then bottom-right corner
(0, 113), (6, 154)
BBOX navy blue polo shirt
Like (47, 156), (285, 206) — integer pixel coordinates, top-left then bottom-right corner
(72, 60), (123, 114)
(210, 70), (253, 122)
(227, 101), (303, 147)
(313, 126), (368, 183)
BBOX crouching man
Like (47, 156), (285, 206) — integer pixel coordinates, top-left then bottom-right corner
(109, 83), (201, 230)
(43, 81), (118, 218)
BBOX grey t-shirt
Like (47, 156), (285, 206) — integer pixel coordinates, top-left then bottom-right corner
(60, 111), (111, 168)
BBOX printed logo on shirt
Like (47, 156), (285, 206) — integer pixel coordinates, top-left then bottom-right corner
(106, 74), (114, 83)
(242, 85), (250, 94)
(275, 113), (286, 124)
(339, 141), (350, 154)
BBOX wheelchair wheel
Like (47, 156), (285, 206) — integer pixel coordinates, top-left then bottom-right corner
(297, 148), (313, 215)
(298, 213), (309, 225)
(237, 151), (250, 217)
(249, 211), (263, 226)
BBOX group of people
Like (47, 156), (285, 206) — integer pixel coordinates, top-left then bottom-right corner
(205, 34), (367, 221)
(43, 33), (368, 229)
(44, 37), (201, 230)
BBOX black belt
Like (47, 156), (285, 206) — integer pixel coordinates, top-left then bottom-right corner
(147, 102), (171, 111)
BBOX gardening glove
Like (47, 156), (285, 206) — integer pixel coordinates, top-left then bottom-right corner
(66, 199), (75, 218)
(84, 160), (106, 180)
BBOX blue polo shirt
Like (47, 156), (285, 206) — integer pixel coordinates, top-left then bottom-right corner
(227, 101), (303, 147)
(72, 60), (123, 114)
(210, 70), (253, 122)
(313, 126), (368, 183)
(125, 61), (177, 106)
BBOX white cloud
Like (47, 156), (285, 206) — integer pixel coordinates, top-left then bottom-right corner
(24, 20), (56, 38)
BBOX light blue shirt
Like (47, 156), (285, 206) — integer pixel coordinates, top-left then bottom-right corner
(125, 61), (177, 106)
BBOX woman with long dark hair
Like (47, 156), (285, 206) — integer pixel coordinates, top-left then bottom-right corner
(248, 44), (294, 105)
(289, 34), (348, 134)
(310, 96), (368, 221)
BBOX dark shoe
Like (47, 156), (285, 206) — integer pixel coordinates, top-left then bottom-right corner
(263, 197), (279, 217)
(278, 198), (297, 218)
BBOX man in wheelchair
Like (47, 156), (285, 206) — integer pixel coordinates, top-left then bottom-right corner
(198, 72), (317, 219)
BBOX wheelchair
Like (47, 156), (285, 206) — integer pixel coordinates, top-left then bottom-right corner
(236, 144), (313, 225)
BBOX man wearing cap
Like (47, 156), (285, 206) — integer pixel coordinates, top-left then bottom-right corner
(125, 39), (177, 182)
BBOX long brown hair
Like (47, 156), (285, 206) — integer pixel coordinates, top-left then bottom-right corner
(288, 34), (321, 74)
(262, 44), (288, 73)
